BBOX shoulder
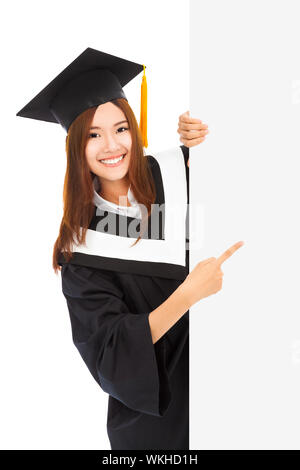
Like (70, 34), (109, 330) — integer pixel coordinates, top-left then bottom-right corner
(145, 145), (188, 169)
(61, 263), (123, 299)
(145, 153), (159, 169)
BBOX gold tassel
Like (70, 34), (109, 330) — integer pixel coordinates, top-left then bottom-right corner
(139, 64), (148, 148)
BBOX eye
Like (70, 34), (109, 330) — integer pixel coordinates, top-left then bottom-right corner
(88, 127), (129, 139)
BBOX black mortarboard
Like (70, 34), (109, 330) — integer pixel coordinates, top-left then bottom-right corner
(16, 47), (148, 146)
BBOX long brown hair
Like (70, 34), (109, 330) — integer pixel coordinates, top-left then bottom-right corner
(52, 98), (156, 274)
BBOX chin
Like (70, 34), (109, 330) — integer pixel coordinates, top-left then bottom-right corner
(93, 167), (129, 181)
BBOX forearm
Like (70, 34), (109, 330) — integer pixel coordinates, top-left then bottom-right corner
(148, 283), (193, 344)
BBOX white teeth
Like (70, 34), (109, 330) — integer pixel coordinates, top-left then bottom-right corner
(100, 155), (125, 164)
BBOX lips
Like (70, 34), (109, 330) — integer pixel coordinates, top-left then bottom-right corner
(99, 153), (123, 161)
(98, 153), (126, 167)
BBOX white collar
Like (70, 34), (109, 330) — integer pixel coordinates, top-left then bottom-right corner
(92, 175), (142, 219)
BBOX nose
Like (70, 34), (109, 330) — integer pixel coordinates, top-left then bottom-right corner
(101, 131), (121, 153)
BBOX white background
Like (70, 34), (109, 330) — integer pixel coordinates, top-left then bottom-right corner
(1, 0), (188, 450)
(190, 0), (300, 449)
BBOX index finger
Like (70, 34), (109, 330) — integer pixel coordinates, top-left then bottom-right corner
(179, 111), (202, 124)
(216, 241), (244, 265)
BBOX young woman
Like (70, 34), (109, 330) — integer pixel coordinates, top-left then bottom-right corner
(16, 47), (243, 450)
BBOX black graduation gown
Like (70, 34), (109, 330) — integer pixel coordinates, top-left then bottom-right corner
(58, 145), (190, 450)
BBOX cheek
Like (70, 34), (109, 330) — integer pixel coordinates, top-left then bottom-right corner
(85, 139), (97, 154)
(85, 143), (98, 170)
(122, 132), (132, 149)
(85, 137), (100, 154)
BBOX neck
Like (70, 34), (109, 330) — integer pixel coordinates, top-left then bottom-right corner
(97, 176), (131, 207)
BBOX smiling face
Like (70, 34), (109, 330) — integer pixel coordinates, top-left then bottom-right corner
(85, 101), (132, 184)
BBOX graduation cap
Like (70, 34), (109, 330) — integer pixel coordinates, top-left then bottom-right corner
(16, 47), (148, 147)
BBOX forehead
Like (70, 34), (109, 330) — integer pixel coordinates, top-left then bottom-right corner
(91, 102), (126, 125)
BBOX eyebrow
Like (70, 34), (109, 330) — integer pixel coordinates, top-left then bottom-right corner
(90, 120), (128, 130)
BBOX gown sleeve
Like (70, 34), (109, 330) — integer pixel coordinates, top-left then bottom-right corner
(60, 263), (172, 417)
